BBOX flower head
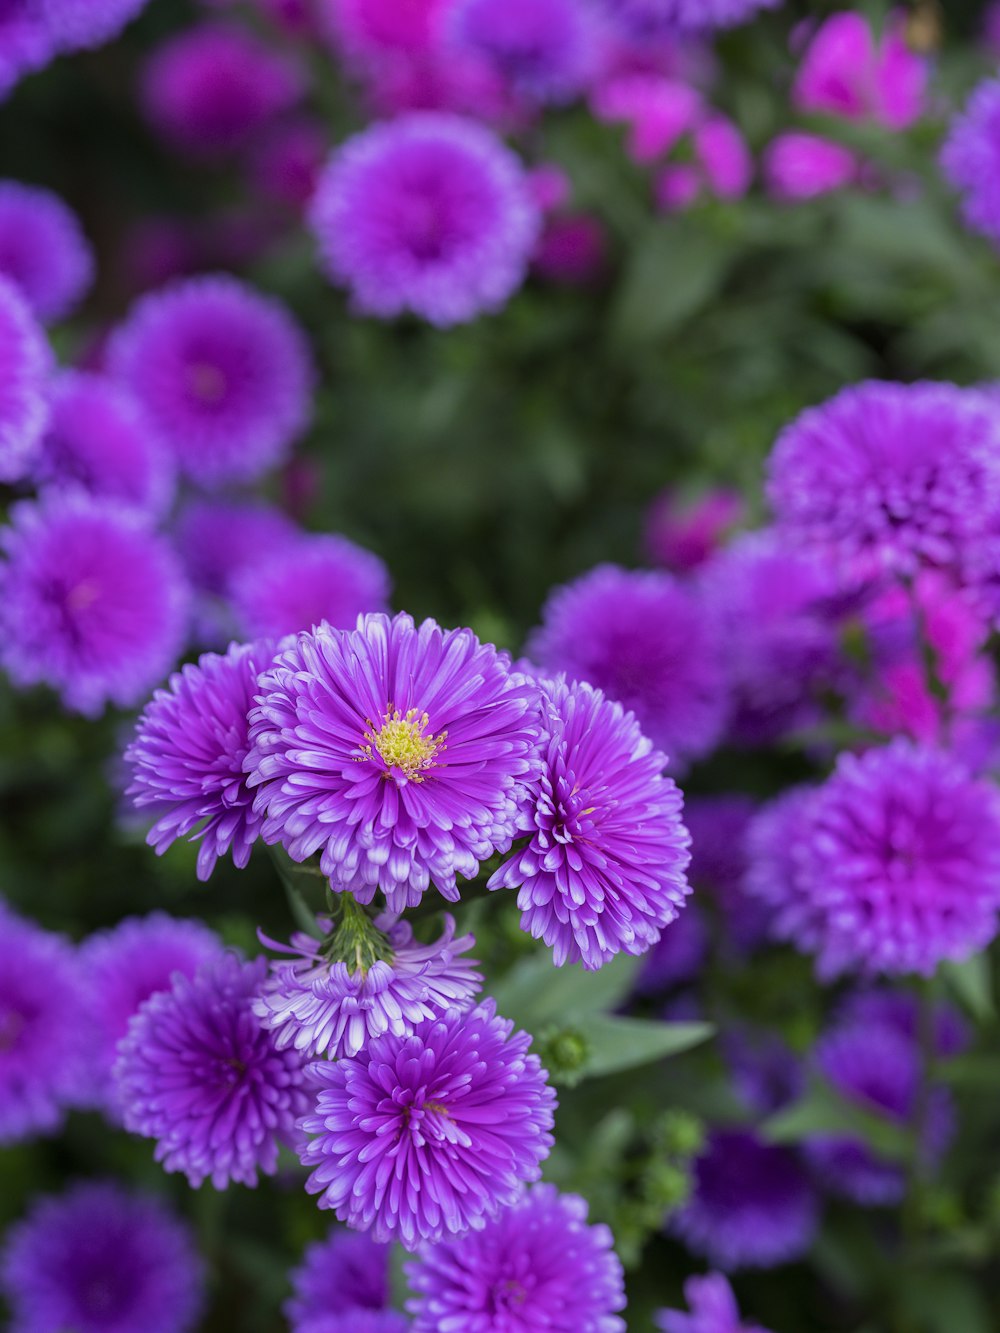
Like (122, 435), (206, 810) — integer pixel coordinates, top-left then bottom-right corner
(657, 1272), (773, 1333)
(174, 497), (300, 598)
(762, 132), (858, 200)
(0, 1181), (204, 1333)
(446, 0), (596, 105)
(286, 1228), (390, 1327)
(793, 11), (927, 130)
(527, 564), (728, 767)
(0, 180), (93, 321)
(491, 675), (691, 969)
(0, 2), (53, 101)
(309, 113), (539, 326)
(942, 78), (1000, 249)
(0, 904), (91, 1144)
(298, 999), (555, 1248)
(43, 0), (151, 50)
(247, 612), (542, 913)
(405, 1183), (626, 1332)
(108, 273), (314, 487)
(114, 952), (311, 1188)
(0, 273), (50, 483)
(644, 488), (744, 573)
(600, 0), (781, 39)
(322, 0), (447, 63)
(0, 493), (188, 716)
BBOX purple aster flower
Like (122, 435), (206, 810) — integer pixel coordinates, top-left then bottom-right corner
(308, 113), (539, 326)
(943, 79), (1000, 249)
(0, 180), (93, 322)
(108, 273), (314, 487)
(645, 487), (744, 574)
(0, 493), (189, 716)
(837, 987), (970, 1060)
(255, 912), (481, 1059)
(635, 904), (707, 994)
(114, 952), (311, 1188)
(491, 674), (691, 969)
(43, 0), (151, 50)
(766, 382), (1000, 611)
(722, 1028), (803, 1118)
(299, 1316), (410, 1333)
(657, 1272), (773, 1333)
(286, 1227), (390, 1327)
(405, 1183), (626, 1332)
(527, 565), (728, 768)
(247, 612), (542, 913)
(35, 370), (174, 516)
(232, 533), (391, 640)
(0, 273), (50, 483)
(672, 1129), (818, 1270)
(0, 1), (53, 101)
(174, 497), (300, 598)
(684, 796), (770, 955)
(745, 740), (1000, 978)
(445, 0), (597, 106)
(141, 22), (305, 158)
(79, 913), (223, 1116)
(298, 999), (556, 1248)
(322, 0), (447, 62)
(125, 638), (277, 881)
(601, 0), (781, 40)
(0, 1181), (203, 1333)
(0, 904), (91, 1144)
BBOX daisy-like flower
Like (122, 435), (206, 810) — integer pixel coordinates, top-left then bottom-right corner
(255, 911), (481, 1058)
(247, 612), (542, 913)
(174, 497), (300, 600)
(942, 79), (1000, 249)
(490, 675), (691, 970)
(309, 113), (539, 326)
(108, 273), (314, 487)
(0, 180), (93, 322)
(125, 638), (276, 881)
(286, 1228), (390, 1327)
(445, 0), (597, 106)
(322, 0), (447, 63)
(657, 1272), (773, 1333)
(0, 1182), (203, 1333)
(298, 999), (556, 1248)
(0, 272), (50, 483)
(0, 493), (189, 717)
(114, 953), (311, 1188)
(600, 0), (781, 39)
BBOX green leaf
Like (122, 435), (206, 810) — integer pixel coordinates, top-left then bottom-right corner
(582, 1017), (713, 1080)
(611, 221), (733, 345)
(491, 950), (641, 1031)
(267, 846), (326, 940)
(762, 1078), (911, 1161)
(940, 955), (994, 1023)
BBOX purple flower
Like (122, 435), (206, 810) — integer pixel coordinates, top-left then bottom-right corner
(0, 493), (189, 716)
(837, 988), (970, 1060)
(255, 912), (481, 1058)
(793, 11), (927, 130)
(141, 22), (305, 157)
(79, 913), (222, 1116)
(247, 612), (542, 913)
(0, 180), (93, 322)
(232, 533), (391, 640)
(35, 370), (174, 516)
(405, 1183), (626, 1332)
(174, 497), (300, 599)
(108, 273), (314, 487)
(745, 741), (1000, 977)
(942, 78), (1000, 249)
(0, 1), (53, 101)
(299, 1316), (410, 1333)
(684, 796), (769, 954)
(446, 0), (596, 105)
(322, 0), (447, 62)
(0, 904), (91, 1144)
(657, 1272), (773, 1333)
(723, 1028), (803, 1118)
(635, 904), (707, 994)
(600, 0), (781, 39)
(491, 675), (691, 970)
(298, 999), (555, 1248)
(766, 382), (1000, 610)
(125, 638), (277, 881)
(644, 487), (744, 574)
(0, 1181), (204, 1333)
(763, 132), (858, 201)
(286, 1228), (390, 1327)
(672, 1129), (818, 1270)
(527, 565), (728, 768)
(0, 273), (50, 483)
(309, 113), (539, 326)
(249, 117), (328, 213)
(43, 0), (152, 50)
(114, 952), (311, 1188)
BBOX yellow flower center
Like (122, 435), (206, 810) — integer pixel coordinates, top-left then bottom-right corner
(361, 707), (446, 781)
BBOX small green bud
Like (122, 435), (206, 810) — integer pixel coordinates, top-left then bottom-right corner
(537, 1025), (590, 1086)
(652, 1109), (704, 1160)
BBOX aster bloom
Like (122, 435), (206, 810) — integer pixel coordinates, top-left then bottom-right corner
(232, 533), (391, 640)
(723, 1028), (803, 1118)
(492, 675), (691, 969)
(247, 612), (542, 913)
(657, 1272), (773, 1333)
(35, 370), (174, 516)
(600, 0), (781, 40)
(644, 488), (744, 573)
(0, 180), (93, 321)
(527, 564), (728, 767)
(43, 0), (151, 50)
(298, 999), (556, 1248)
(445, 0), (596, 106)
(763, 132), (858, 201)
(108, 274), (314, 487)
(766, 381), (1000, 610)
(672, 1129), (818, 1270)
(286, 1228), (390, 1327)
(793, 11), (927, 131)
(0, 1), (54, 101)
(405, 1183), (626, 1332)
(141, 23), (305, 157)
(634, 903), (707, 994)
(174, 496), (300, 598)
(255, 912), (481, 1059)
(309, 113), (539, 326)
(250, 117), (328, 213)
(322, 0), (447, 63)
(115, 952), (311, 1188)
(0, 273), (50, 483)
(745, 741), (1000, 978)
(0, 1181), (204, 1333)
(0, 493), (188, 716)
(837, 988), (969, 1060)
(125, 638), (277, 881)
(943, 78), (1000, 250)
(79, 913), (223, 1115)
(0, 904), (91, 1144)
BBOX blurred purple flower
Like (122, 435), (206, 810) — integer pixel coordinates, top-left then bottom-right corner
(286, 1227), (390, 1327)
(0, 180), (93, 321)
(793, 10), (926, 130)
(445, 0), (597, 105)
(657, 1272), (773, 1333)
(44, 0), (151, 50)
(250, 117), (328, 212)
(322, 0), (447, 63)
(645, 488), (744, 573)
(0, 273), (50, 483)
(763, 132), (859, 200)
(600, 0), (781, 39)
(0, 2), (53, 101)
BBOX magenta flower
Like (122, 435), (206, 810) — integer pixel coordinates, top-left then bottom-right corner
(322, 0), (447, 63)
(309, 113), (539, 326)
(0, 2), (53, 101)
(656, 115), (752, 212)
(298, 999), (555, 1248)
(0, 273), (50, 483)
(591, 74), (702, 166)
(0, 180), (93, 322)
(249, 117), (328, 212)
(44, 0), (152, 50)
(657, 1272), (773, 1333)
(793, 10), (927, 131)
(644, 488), (744, 573)
(763, 132), (858, 201)
(286, 1228), (390, 1327)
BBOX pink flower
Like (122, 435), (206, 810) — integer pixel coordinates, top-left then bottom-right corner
(763, 131), (858, 200)
(793, 11), (926, 131)
(591, 73), (702, 164)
